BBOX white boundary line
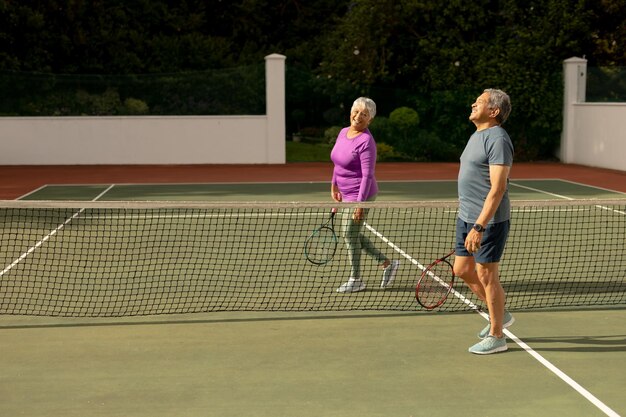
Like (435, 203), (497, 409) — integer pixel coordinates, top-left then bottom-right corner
(93, 184), (115, 200)
(0, 209), (85, 278)
(81, 212), (324, 220)
(509, 181), (575, 200)
(16, 184), (116, 201)
(364, 210), (622, 417)
(557, 179), (626, 196)
(16, 184), (48, 200)
(0, 184), (115, 279)
(505, 329), (621, 417)
(364, 222), (480, 310)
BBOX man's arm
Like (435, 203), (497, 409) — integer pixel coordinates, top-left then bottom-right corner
(465, 164), (510, 253)
(476, 164), (510, 226)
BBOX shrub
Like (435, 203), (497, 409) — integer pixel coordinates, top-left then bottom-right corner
(124, 98), (150, 115)
(376, 142), (406, 161)
(389, 106), (419, 129)
(324, 126), (342, 144)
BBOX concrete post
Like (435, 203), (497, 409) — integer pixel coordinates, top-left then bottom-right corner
(561, 57), (587, 163)
(265, 53), (287, 163)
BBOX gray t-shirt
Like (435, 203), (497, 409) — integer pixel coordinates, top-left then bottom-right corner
(458, 125), (514, 224)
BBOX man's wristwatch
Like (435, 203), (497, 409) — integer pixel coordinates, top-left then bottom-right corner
(472, 223), (486, 233)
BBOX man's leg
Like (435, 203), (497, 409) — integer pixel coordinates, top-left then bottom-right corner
(453, 255), (487, 303)
(476, 262), (505, 337)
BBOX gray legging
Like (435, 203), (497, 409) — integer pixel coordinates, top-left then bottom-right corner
(340, 200), (388, 279)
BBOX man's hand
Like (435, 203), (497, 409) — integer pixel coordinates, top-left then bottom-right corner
(465, 229), (483, 253)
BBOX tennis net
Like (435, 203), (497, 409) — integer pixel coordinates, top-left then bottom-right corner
(0, 199), (624, 317)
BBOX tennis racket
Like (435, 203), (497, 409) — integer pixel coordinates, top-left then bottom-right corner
(415, 250), (455, 310)
(304, 208), (338, 265)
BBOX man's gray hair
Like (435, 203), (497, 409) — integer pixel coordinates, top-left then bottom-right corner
(484, 88), (511, 124)
(351, 97), (376, 119)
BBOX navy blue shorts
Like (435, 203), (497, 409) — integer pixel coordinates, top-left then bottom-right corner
(455, 218), (510, 263)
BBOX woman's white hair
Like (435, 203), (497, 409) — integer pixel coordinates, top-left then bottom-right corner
(351, 97), (376, 119)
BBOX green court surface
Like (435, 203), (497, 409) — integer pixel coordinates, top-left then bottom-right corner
(1, 179), (624, 417)
(19, 179), (626, 202)
(1, 309), (624, 417)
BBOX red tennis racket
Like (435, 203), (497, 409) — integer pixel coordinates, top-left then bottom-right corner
(415, 250), (455, 310)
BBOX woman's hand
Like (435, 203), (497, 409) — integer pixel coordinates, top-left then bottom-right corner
(331, 184), (342, 202)
(352, 207), (364, 222)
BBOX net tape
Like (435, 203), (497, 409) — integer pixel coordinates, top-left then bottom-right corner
(1, 199), (624, 317)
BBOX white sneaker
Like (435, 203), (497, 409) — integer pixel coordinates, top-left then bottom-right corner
(469, 335), (508, 355)
(478, 310), (515, 339)
(381, 260), (400, 289)
(336, 278), (366, 293)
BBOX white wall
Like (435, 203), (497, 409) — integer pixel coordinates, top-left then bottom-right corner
(0, 54), (286, 165)
(561, 57), (626, 171)
(0, 116), (266, 164)
(571, 103), (626, 171)
(2, 55), (625, 169)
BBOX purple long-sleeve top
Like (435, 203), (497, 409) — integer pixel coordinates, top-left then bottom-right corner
(330, 127), (378, 202)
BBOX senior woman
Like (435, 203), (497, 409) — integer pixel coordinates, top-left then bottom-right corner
(330, 97), (400, 293)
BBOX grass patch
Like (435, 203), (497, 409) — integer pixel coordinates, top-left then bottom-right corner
(286, 141), (332, 162)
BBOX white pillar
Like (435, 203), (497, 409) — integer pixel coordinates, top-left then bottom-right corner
(265, 53), (286, 163)
(560, 57), (587, 163)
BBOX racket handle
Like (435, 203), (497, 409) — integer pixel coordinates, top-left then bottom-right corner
(331, 207), (338, 214)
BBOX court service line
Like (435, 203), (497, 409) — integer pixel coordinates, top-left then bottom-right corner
(16, 184), (49, 200)
(0, 209), (84, 278)
(597, 205), (626, 216)
(511, 182), (625, 216)
(364, 222), (621, 417)
(0, 185), (114, 279)
(16, 184), (116, 201)
(558, 179), (626, 196)
(93, 184), (115, 200)
(509, 182), (574, 200)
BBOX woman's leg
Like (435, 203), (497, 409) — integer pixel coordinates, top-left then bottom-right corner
(341, 207), (364, 279)
(342, 205), (390, 276)
(358, 231), (388, 267)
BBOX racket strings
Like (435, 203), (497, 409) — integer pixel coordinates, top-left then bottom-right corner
(418, 261), (454, 308)
(305, 227), (337, 264)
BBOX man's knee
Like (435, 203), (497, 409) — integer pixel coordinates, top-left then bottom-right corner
(453, 256), (475, 278)
(476, 262), (500, 284)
